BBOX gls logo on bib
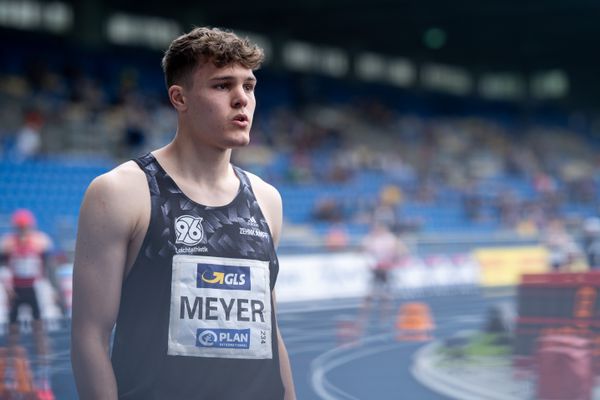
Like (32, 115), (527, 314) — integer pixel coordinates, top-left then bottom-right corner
(197, 264), (251, 290)
(175, 215), (204, 246)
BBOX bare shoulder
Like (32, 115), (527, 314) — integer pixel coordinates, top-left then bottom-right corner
(81, 160), (148, 235)
(92, 160), (145, 191)
(86, 161), (146, 203)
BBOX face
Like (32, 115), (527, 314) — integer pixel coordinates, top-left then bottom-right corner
(14, 224), (31, 237)
(174, 62), (257, 150)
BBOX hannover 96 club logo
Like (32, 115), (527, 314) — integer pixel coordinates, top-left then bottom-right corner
(175, 215), (204, 246)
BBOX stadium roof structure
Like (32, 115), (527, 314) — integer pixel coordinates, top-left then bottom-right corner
(105, 0), (599, 72)
(3, 0), (598, 107)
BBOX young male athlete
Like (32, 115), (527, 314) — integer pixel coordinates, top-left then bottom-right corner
(71, 27), (296, 400)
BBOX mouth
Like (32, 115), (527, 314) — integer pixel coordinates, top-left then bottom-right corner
(231, 114), (250, 128)
(233, 114), (249, 123)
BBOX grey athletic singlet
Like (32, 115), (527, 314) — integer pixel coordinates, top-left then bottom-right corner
(111, 153), (285, 400)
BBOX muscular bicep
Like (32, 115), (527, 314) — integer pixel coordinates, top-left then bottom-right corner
(72, 175), (134, 342)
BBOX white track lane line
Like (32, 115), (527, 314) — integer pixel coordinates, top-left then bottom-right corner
(309, 331), (413, 400)
(307, 306), (488, 399)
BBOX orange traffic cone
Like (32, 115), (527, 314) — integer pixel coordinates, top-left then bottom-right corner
(14, 358), (33, 393)
(395, 302), (435, 341)
(13, 346), (37, 400)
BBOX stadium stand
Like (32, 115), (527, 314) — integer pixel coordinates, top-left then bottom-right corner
(1, 41), (600, 251)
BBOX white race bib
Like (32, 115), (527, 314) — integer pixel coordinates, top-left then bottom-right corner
(168, 255), (272, 359)
(12, 255), (42, 279)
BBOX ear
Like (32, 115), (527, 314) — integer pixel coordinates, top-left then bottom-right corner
(168, 85), (187, 111)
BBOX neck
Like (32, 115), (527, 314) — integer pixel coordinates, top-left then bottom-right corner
(155, 132), (233, 185)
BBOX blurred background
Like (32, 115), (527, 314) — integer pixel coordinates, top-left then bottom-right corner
(0, 0), (600, 399)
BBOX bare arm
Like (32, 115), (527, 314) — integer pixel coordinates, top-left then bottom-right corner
(247, 172), (297, 399)
(71, 168), (142, 400)
(273, 291), (297, 400)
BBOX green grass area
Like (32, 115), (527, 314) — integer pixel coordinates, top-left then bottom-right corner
(439, 332), (512, 359)
(465, 333), (512, 356)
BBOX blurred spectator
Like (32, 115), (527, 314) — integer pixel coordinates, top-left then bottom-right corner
(288, 151), (313, 183)
(582, 217), (600, 269)
(372, 202), (402, 234)
(380, 184), (403, 208)
(462, 182), (484, 222)
(324, 224), (349, 250)
(495, 188), (520, 227)
(542, 219), (580, 272)
(514, 203), (541, 238)
(14, 109), (44, 161)
(122, 99), (148, 157)
(312, 197), (344, 222)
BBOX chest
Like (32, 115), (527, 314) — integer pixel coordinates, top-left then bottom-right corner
(126, 196), (274, 276)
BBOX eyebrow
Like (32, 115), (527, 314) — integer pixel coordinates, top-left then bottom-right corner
(209, 76), (257, 83)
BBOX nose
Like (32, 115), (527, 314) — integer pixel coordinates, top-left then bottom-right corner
(231, 85), (249, 109)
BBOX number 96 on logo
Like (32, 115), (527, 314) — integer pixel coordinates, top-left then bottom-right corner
(175, 215), (204, 246)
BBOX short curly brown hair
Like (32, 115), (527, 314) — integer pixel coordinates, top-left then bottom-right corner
(161, 27), (264, 88)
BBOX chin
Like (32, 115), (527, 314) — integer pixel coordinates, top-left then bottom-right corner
(226, 135), (250, 148)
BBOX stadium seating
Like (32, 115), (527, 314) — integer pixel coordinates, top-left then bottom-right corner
(1, 43), (599, 251)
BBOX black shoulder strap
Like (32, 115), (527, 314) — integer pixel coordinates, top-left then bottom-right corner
(133, 152), (155, 171)
(132, 152), (163, 196)
(233, 165), (252, 190)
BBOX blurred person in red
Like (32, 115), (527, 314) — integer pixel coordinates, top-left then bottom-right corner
(0, 209), (53, 355)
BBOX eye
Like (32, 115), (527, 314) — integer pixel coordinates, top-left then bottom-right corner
(244, 83), (255, 92)
(214, 83), (229, 90)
